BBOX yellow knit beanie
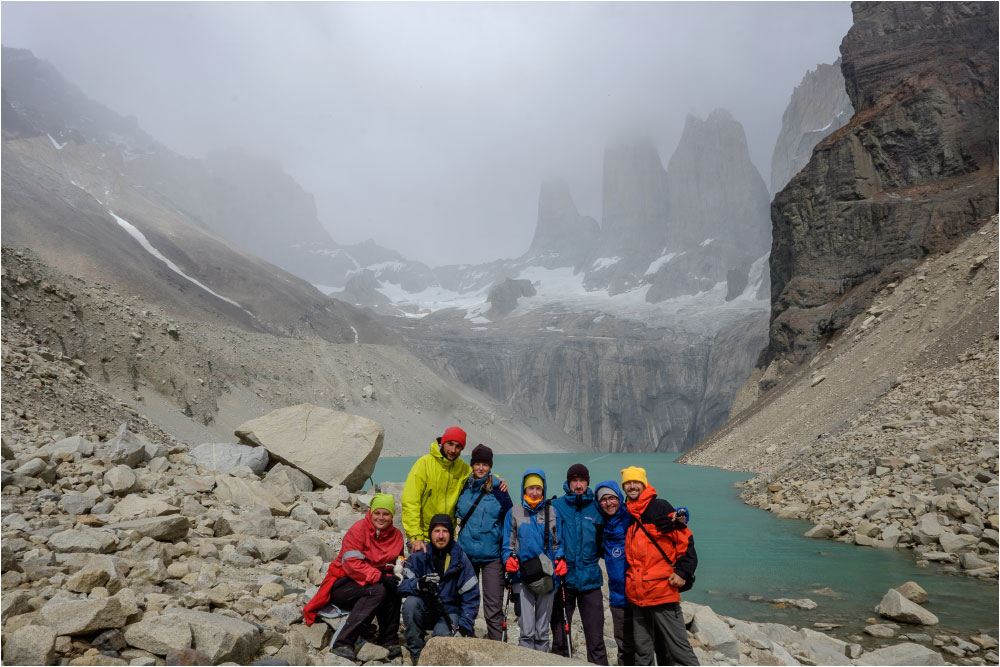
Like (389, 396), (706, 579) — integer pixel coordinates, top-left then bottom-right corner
(523, 473), (544, 489)
(620, 466), (648, 489)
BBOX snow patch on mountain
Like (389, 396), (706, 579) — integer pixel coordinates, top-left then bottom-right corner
(110, 211), (253, 317)
(644, 252), (682, 275)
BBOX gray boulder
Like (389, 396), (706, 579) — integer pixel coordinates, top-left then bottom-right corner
(418, 636), (586, 665)
(190, 442), (269, 475)
(876, 589), (939, 625)
(107, 425), (150, 468)
(895, 581), (929, 604)
(235, 404), (384, 492)
(45, 435), (95, 460)
(2, 624), (57, 665)
(104, 516), (190, 541)
(854, 642), (947, 665)
(48, 528), (117, 554)
(123, 613), (194, 655)
(40, 595), (130, 635)
(163, 609), (261, 664)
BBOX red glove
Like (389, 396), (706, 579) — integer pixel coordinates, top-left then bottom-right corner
(554, 558), (568, 576)
(505, 556), (519, 573)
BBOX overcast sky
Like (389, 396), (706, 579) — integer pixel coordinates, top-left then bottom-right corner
(3, 2), (853, 266)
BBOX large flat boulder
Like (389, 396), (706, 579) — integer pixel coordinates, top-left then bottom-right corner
(235, 404), (383, 492)
(417, 636), (587, 665)
(854, 642), (947, 665)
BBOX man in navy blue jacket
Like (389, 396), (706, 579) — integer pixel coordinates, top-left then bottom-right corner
(399, 514), (480, 662)
(550, 463), (608, 665)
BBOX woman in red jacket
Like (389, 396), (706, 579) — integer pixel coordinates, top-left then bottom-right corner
(303, 493), (405, 661)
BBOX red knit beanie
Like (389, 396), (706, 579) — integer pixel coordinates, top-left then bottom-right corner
(440, 426), (467, 448)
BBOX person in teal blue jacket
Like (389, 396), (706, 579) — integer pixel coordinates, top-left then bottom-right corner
(455, 444), (513, 640)
(502, 469), (565, 653)
(550, 463), (608, 664)
(595, 480), (631, 665)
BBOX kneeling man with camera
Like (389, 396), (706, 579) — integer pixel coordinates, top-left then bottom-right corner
(399, 514), (480, 662)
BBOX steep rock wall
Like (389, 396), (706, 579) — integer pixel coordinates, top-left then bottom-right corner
(764, 1), (998, 366)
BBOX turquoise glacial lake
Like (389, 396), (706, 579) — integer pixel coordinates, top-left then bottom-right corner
(367, 452), (998, 639)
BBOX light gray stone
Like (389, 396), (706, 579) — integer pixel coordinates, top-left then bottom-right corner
(804, 524), (834, 539)
(284, 534), (335, 565)
(40, 595), (130, 635)
(111, 496), (180, 521)
(876, 589), (939, 625)
(235, 404), (384, 492)
(938, 532), (979, 553)
(190, 442), (268, 475)
(123, 613), (193, 655)
(60, 491), (97, 515)
(854, 642), (947, 665)
(689, 603), (739, 659)
(895, 581), (929, 604)
(865, 624), (896, 638)
(107, 425), (150, 468)
(106, 465), (139, 495)
(104, 516), (190, 541)
(2, 590), (34, 621)
(48, 528), (117, 554)
(3, 624), (57, 665)
(213, 475), (290, 516)
(163, 609), (260, 664)
(45, 435), (96, 460)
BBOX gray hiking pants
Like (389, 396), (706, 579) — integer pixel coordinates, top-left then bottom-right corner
(514, 582), (554, 652)
(632, 602), (699, 666)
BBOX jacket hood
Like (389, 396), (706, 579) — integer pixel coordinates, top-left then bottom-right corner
(626, 483), (659, 517)
(561, 479), (596, 506)
(521, 468), (548, 506)
(595, 480), (626, 514)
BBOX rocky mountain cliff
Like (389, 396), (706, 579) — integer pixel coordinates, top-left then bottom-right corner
(763, 1), (998, 369)
(320, 110), (774, 453)
(770, 61), (854, 195)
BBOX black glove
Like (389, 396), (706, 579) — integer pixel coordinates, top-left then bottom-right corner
(380, 573), (397, 591)
(653, 515), (682, 533)
(458, 625), (473, 637)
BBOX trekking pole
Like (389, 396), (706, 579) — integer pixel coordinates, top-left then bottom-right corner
(500, 574), (512, 642)
(561, 585), (573, 659)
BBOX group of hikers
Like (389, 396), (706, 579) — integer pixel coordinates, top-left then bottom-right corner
(302, 426), (699, 666)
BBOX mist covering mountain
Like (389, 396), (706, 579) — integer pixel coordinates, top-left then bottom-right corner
(0, 45), (584, 455)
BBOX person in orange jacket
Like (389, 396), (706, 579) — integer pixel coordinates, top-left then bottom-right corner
(621, 466), (699, 666)
(302, 493), (405, 661)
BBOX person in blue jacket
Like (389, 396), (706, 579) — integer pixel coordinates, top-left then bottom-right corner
(502, 469), (565, 653)
(595, 479), (632, 665)
(551, 463), (608, 664)
(398, 514), (480, 662)
(455, 444), (513, 641)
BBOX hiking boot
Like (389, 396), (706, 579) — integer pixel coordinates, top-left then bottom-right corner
(330, 643), (356, 661)
(381, 644), (402, 660)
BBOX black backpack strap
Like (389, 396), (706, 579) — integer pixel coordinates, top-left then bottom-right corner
(635, 519), (675, 567)
(457, 484), (488, 535)
(543, 501), (550, 552)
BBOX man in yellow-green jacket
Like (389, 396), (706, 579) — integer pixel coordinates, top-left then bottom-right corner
(402, 426), (471, 554)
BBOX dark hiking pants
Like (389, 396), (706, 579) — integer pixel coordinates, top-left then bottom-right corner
(401, 595), (454, 659)
(328, 577), (401, 649)
(631, 601), (699, 666)
(551, 586), (609, 665)
(472, 559), (506, 641)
